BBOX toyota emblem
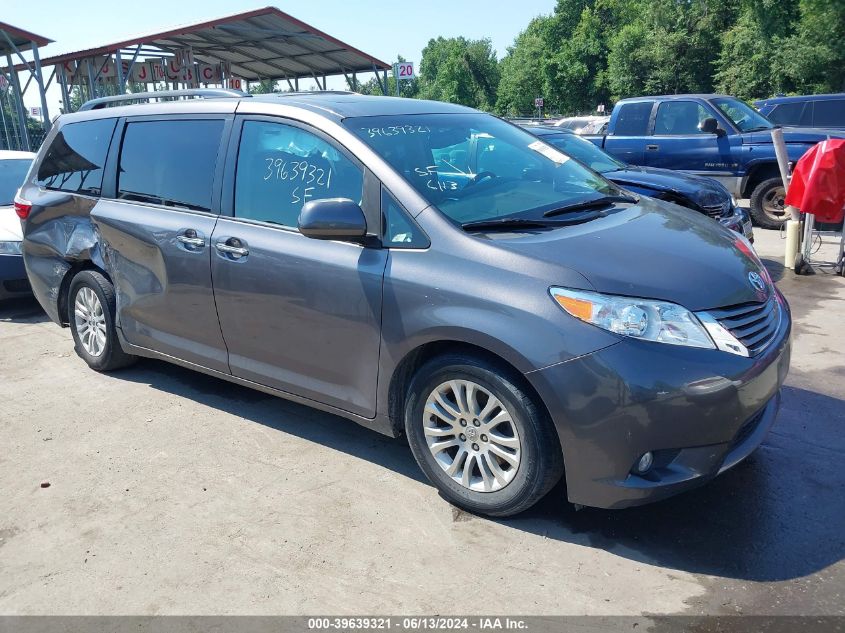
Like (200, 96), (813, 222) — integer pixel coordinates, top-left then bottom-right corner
(748, 271), (766, 293)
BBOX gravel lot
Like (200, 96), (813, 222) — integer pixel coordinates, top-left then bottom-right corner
(1, 228), (843, 616)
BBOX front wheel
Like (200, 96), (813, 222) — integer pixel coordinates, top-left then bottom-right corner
(750, 177), (789, 229)
(405, 354), (563, 517)
(68, 270), (137, 372)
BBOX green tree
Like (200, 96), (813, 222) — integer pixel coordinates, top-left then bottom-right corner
(496, 17), (550, 116)
(417, 37), (499, 110)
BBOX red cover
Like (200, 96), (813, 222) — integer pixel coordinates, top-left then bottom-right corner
(784, 138), (845, 223)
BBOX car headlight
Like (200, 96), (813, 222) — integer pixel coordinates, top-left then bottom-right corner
(0, 241), (22, 255)
(550, 287), (715, 349)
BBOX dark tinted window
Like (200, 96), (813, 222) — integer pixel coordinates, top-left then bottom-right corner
(382, 188), (428, 248)
(36, 119), (115, 194)
(0, 158), (32, 205)
(611, 102), (653, 136)
(767, 102), (811, 126)
(234, 120), (363, 228)
(654, 101), (710, 135)
(117, 119), (224, 211)
(813, 100), (845, 127)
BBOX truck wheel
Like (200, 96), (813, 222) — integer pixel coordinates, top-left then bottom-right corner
(68, 270), (137, 372)
(404, 353), (564, 517)
(750, 178), (789, 229)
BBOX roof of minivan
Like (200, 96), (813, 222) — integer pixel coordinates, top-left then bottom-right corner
(754, 93), (845, 106)
(617, 94), (727, 102)
(65, 92), (478, 122)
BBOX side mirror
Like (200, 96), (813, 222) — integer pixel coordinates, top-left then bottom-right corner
(700, 117), (726, 137)
(298, 198), (367, 241)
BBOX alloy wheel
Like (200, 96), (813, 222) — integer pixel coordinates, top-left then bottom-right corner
(423, 379), (521, 493)
(762, 186), (789, 223)
(74, 287), (107, 357)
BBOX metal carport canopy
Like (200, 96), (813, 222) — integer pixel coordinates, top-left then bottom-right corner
(31, 6), (391, 82)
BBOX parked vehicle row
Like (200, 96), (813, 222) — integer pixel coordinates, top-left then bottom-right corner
(16, 91), (791, 517)
(584, 94), (845, 229)
(554, 115), (610, 135)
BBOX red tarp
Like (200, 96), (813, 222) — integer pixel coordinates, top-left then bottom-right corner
(785, 138), (845, 224)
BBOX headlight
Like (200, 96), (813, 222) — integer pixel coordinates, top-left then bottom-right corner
(550, 287), (715, 349)
(0, 241), (22, 255)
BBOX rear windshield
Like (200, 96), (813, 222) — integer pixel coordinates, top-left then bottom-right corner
(0, 158), (32, 206)
(36, 119), (116, 195)
(540, 133), (624, 174)
(345, 113), (618, 225)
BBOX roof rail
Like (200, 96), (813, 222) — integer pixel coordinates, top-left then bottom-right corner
(79, 88), (249, 111)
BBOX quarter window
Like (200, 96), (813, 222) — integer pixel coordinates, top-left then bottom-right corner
(813, 100), (844, 128)
(36, 118), (116, 195)
(654, 101), (711, 135)
(117, 119), (224, 211)
(234, 120), (363, 228)
(382, 188), (428, 248)
(611, 102), (653, 136)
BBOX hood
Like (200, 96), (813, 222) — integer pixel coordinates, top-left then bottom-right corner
(743, 126), (845, 144)
(0, 205), (22, 242)
(606, 165), (730, 210)
(486, 197), (768, 312)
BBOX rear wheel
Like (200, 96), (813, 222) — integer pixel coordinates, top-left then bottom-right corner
(404, 354), (563, 517)
(750, 178), (789, 229)
(68, 270), (137, 372)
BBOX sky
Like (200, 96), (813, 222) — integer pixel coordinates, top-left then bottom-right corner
(4, 0), (557, 116)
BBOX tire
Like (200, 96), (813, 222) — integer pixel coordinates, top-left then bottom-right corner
(404, 353), (564, 517)
(750, 177), (789, 229)
(67, 270), (137, 372)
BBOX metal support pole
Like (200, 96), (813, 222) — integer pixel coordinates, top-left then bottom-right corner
(31, 42), (51, 130)
(394, 64), (400, 97)
(86, 58), (96, 101)
(5, 52), (29, 151)
(58, 64), (70, 113)
(0, 91), (10, 149)
(115, 49), (125, 92)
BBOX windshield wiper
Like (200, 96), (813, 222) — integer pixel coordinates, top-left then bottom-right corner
(743, 125), (772, 132)
(461, 215), (599, 232)
(542, 194), (638, 218)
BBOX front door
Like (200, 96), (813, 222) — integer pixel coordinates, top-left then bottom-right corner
(211, 118), (387, 417)
(93, 117), (230, 372)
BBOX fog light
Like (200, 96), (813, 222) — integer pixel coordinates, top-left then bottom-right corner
(635, 451), (654, 474)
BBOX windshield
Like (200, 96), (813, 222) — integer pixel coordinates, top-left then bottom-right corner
(539, 132), (625, 174)
(345, 113), (618, 225)
(712, 97), (773, 133)
(0, 158), (32, 206)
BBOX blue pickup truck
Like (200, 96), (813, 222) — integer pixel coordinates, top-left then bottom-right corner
(586, 94), (844, 228)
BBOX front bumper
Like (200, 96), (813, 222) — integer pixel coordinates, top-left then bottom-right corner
(0, 253), (31, 300)
(527, 303), (791, 509)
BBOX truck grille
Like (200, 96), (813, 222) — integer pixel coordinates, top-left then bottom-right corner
(707, 297), (780, 356)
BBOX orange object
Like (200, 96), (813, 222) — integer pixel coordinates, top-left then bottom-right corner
(554, 294), (594, 321)
(785, 139), (845, 224)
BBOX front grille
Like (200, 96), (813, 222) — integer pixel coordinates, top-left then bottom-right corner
(2, 279), (31, 293)
(708, 297), (780, 356)
(700, 202), (729, 218)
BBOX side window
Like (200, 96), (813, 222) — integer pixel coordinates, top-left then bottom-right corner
(653, 101), (711, 135)
(813, 100), (844, 128)
(382, 188), (428, 248)
(234, 120), (363, 228)
(767, 102), (809, 126)
(117, 119), (224, 211)
(36, 118), (116, 195)
(611, 102), (653, 136)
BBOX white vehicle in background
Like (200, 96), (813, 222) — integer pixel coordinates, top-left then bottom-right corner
(555, 115), (610, 135)
(0, 150), (36, 300)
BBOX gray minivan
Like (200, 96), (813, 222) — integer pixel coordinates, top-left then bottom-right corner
(19, 91), (791, 516)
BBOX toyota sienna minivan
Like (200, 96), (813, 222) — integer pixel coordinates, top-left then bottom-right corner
(18, 91), (791, 516)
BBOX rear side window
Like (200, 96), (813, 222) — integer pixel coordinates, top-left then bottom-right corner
(611, 102), (653, 136)
(767, 102), (811, 126)
(117, 119), (224, 211)
(234, 120), (363, 228)
(36, 118), (116, 195)
(813, 100), (844, 127)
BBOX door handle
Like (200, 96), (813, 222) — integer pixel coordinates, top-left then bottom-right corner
(177, 229), (205, 249)
(646, 144), (659, 151)
(215, 241), (249, 257)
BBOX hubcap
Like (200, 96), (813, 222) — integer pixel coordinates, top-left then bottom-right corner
(73, 287), (107, 357)
(423, 380), (521, 493)
(762, 186), (789, 222)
